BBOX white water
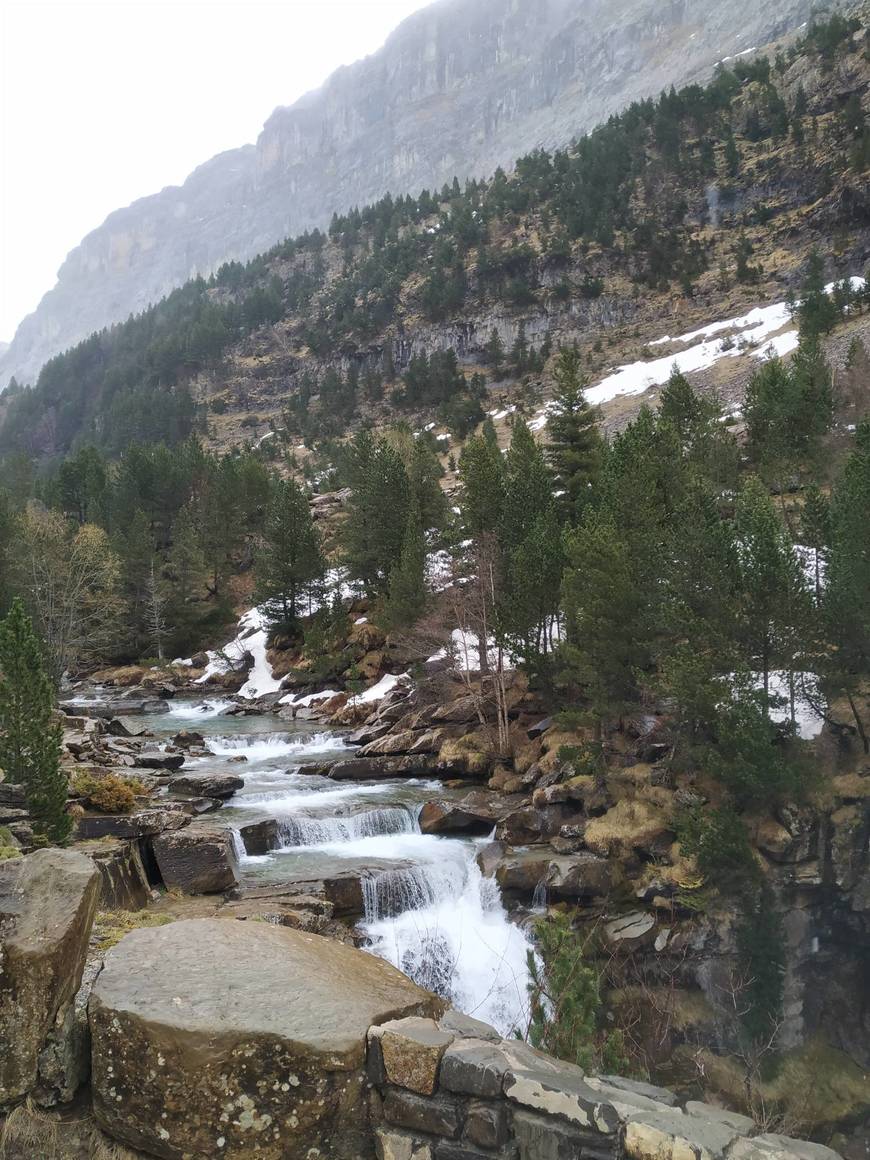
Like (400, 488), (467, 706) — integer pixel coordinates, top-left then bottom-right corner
(206, 731), (347, 764)
(167, 698), (234, 719)
(149, 710), (535, 1038)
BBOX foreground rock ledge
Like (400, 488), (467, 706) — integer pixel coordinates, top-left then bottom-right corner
(89, 917), (443, 1159)
(0, 848), (99, 1105)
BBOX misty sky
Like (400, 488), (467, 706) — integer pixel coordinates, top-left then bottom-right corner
(0, 0), (429, 343)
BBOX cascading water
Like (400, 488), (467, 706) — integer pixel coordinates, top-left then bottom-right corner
(140, 707), (535, 1038)
(206, 731), (347, 763)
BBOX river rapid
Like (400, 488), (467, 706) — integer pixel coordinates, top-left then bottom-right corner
(146, 697), (536, 1037)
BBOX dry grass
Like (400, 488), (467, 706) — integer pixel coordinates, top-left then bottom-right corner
(0, 1104), (143, 1160)
(584, 798), (673, 857)
(91, 909), (174, 952)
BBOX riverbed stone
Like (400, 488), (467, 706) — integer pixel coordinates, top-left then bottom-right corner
(167, 770), (244, 799)
(0, 848), (99, 1105)
(136, 747), (185, 770)
(152, 826), (239, 894)
(372, 1016), (455, 1095)
(89, 918), (443, 1159)
(79, 836), (151, 910)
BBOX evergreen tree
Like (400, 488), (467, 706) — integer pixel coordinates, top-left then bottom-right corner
(737, 884), (786, 1044)
(734, 476), (811, 703)
(797, 250), (838, 337)
(801, 483), (830, 603)
(384, 497), (427, 630)
(561, 513), (649, 733)
(824, 423), (870, 750)
(459, 435), (505, 537)
(257, 478), (325, 628)
(165, 504), (208, 654)
(546, 347), (601, 523)
(501, 418), (554, 550)
(343, 432), (410, 597)
(484, 329), (505, 378)
(0, 599), (70, 844)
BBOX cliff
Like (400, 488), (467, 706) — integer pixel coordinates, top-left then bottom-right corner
(0, 0), (834, 388)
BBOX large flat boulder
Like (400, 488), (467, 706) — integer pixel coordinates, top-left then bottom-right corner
(167, 771), (244, 799)
(0, 848), (99, 1104)
(89, 918), (443, 1159)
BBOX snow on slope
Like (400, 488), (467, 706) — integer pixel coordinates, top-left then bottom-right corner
(529, 278), (865, 429)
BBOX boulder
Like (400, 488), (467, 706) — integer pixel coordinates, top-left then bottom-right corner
(106, 716), (150, 738)
(328, 755), (438, 781)
(419, 799), (497, 837)
(75, 808), (190, 841)
(152, 827), (240, 894)
(172, 730), (204, 748)
(80, 837), (152, 910)
(136, 748), (185, 771)
(89, 918), (442, 1159)
(237, 818), (280, 856)
(0, 848), (99, 1104)
(167, 771), (244, 800)
(549, 853), (619, 902)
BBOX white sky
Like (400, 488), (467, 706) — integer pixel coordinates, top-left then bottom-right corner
(0, 0), (429, 342)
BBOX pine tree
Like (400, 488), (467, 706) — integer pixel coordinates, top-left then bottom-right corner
(145, 559), (170, 662)
(801, 483), (830, 603)
(484, 329), (505, 378)
(165, 504), (208, 655)
(257, 478), (325, 628)
(343, 432), (410, 597)
(384, 497), (427, 630)
(824, 423), (870, 750)
(0, 599), (70, 844)
(501, 418), (554, 550)
(734, 476), (811, 704)
(546, 347), (601, 523)
(459, 435), (505, 537)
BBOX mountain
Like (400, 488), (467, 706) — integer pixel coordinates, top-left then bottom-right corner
(0, 0), (838, 389)
(4, 6), (868, 464)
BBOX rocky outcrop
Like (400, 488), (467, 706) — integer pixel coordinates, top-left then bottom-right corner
(0, 0), (828, 388)
(0, 848), (99, 1106)
(88, 918), (443, 1158)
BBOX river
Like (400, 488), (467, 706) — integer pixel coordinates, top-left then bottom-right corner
(143, 696), (536, 1037)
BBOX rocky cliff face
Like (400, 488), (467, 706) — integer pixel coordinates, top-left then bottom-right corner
(1, 0), (834, 388)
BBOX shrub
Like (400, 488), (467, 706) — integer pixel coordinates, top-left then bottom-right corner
(71, 771), (147, 814)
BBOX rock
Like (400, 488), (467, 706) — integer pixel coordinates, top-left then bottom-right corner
(136, 748), (185, 771)
(512, 1109), (612, 1160)
(75, 809), (190, 841)
(106, 716), (149, 737)
(437, 1009), (501, 1043)
(370, 1016), (455, 1095)
(496, 806), (563, 845)
(89, 918), (441, 1158)
(440, 1037), (509, 1097)
(152, 827), (240, 894)
(167, 771), (244, 799)
(465, 1100), (510, 1149)
(419, 799), (497, 836)
(172, 729), (204, 748)
(375, 1128), (436, 1160)
(502, 1039), (620, 1133)
(495, 853), (551, 897)
(599, 1075), (680, 1109)
(0, 848), (99, 1104)
(383, 1087), (462, 1138)
(604, 911), (656, 946)
(623, 1106), (743, 1160)
(527, 716), (553, 740)
(328, 755), (438, 780)
(730, 1136), (844, 1160)
(436, 734), (494, 777)
(81, 837), (151, 910)
(237, 817), (280, 855)
(0, 783), (27, 808)
(548, 853), (618, 902)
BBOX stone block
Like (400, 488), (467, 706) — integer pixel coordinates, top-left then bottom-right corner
(373, 1016), (455, 1095)
(440, 1038), (509, 1098)
(464, 1100), (509, 1149)
(438, 1008), (501, 1042)
(501, 1041), (619, 1135)
(376, 1128), (435, 1160)
(513, 1109), (616, 1160)
(624, 1107), (744, 1160)
(384, 1087), (462, 1137)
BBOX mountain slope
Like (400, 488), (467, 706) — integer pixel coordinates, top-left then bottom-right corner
(0, 0), (838, 389)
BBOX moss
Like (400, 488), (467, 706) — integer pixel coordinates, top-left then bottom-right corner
(0, 846), (22, 861)
(92, 909), (174, 951)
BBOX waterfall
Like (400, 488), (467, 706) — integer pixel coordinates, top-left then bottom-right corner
(278, 806), (418, 849)
(206, 731), (346, 763)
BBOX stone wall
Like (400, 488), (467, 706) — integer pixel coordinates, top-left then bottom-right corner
(366, 1013), (842, 1160)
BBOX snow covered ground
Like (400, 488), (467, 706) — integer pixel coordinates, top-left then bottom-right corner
(528, 277), (866, 427)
